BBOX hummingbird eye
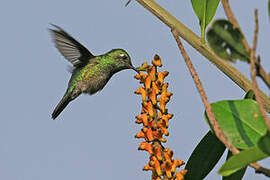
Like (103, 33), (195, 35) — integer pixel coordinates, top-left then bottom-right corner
(119, 54), (128, 60)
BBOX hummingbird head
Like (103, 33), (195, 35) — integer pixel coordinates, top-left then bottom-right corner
(107, 49), (138, 73)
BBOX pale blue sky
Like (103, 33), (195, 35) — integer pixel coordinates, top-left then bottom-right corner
(0, 0), (269, 179)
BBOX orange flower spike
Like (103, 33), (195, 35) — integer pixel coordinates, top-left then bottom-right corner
(152, 54), (162, 67)
(138, 142), (153, 154)
(135, 86), (147, 102)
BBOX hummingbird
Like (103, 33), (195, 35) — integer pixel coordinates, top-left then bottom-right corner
(50, 24), (138, 119)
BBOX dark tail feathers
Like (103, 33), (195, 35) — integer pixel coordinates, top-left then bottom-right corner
(52, 94), (71, 119)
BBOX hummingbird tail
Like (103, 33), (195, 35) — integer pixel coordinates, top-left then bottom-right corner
(52, 94), (71, 120)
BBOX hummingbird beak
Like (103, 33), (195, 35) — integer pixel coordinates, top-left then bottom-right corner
(127, 64), (139, 73)
(130, 65), (139, 73)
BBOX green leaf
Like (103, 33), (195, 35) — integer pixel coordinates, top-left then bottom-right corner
(222, 151), (247, 180)
(207, 19), (250, 62)
(185, 131), (225, 180)
(205, 99), (267, 149)
(191, 0), (220, 42)
(258, 131), (270, 155)
(218, 146), (268, 176)
(243, 90), (255, 100)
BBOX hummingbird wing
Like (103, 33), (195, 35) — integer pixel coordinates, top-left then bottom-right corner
(50, 24), (95, 67)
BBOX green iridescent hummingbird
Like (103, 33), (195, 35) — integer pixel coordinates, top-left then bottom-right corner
(50, 25), (138, 119)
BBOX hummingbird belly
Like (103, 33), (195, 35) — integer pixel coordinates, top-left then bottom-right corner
(77, 72), (109, 95)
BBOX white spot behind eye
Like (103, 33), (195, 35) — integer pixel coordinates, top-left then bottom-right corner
(120, 54), (125, 57)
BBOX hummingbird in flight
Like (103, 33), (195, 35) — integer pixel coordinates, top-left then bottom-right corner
(50, 24), (138, 119)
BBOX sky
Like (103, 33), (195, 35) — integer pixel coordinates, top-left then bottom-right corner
(0, 0), (270, 179)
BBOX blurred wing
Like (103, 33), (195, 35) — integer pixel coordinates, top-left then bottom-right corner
(50, 24), (94, 67)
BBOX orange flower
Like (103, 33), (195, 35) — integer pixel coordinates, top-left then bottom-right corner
(143, 100), (154, 118)
(175, 170), (187, 180)
(143, 162), (154, 171)
(152, 54), (162, 67)
(159, 83), (172, 114)
(135, 86), (147, 102)
(136, 113), (149, 126)
(138, 142), (153, 154)
(157, 71), (169, 87)
(162, 161), (173, 178)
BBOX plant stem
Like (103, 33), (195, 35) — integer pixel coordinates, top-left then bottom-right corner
(250, 10), (270, 131)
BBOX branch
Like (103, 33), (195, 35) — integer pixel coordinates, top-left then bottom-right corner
(222, 0), (270, 90)
(255, 57), (270, 90)
(250, 10), (270, 131)
(134, 0), (270, 112)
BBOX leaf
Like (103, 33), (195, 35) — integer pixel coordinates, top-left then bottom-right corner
(218, 146), (268, 176)
(243, 90), (255, 100)
(222, 151), (247, 180)
(185, 131), (225, 179)
(258, 131), (270, 155)
(207, 19), (250, 62)
(191, 0), (220, 42)
(205, 99), (267, 149)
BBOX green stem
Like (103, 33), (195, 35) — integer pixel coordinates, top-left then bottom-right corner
(135, 0), (270, 112)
